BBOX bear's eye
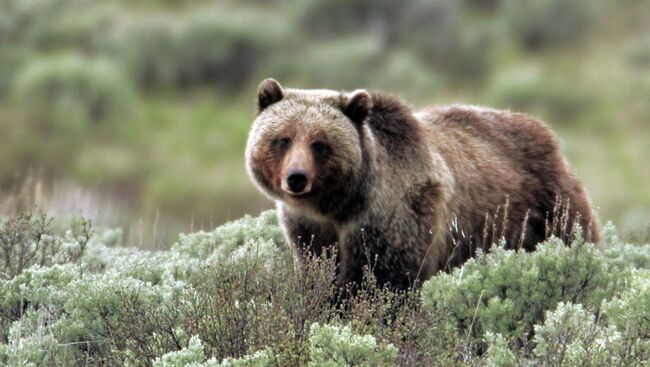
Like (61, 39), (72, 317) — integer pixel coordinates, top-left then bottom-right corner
(276, 137), (291, 150)
(311, 141), (330, 156)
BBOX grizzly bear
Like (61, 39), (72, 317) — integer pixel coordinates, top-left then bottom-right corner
(246, 78), (600, 290)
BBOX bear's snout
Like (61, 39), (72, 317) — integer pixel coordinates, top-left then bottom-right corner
(285, 169), (310, 195)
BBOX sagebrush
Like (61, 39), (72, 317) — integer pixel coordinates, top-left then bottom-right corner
(0, 211), (648, 366)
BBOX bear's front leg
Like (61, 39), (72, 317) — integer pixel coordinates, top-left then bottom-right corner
(338, 221), (433, 290)
(336, 226), (389, 289)
(278, 205), (338, 262)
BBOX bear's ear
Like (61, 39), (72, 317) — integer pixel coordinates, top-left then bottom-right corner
(343, 89), (371, 125)
(257, 78), (284, 112)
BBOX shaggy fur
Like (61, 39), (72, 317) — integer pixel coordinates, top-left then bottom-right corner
(246, 79), (601, 290)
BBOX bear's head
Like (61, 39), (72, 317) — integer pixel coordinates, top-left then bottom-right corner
(246, 78), (372, 213)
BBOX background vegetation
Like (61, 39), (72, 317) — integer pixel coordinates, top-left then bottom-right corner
(1, 2), (649, 365)
(0, 0), (648, 245)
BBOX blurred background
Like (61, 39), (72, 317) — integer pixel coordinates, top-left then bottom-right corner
(0, 0), (648, 247)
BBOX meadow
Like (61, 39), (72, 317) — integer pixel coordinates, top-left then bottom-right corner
(0, 0), (648, 243)
(1, 0), (649, 365)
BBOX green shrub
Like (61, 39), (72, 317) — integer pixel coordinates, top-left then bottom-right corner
(397, 0), (460, 66)
(176, 7), (288, 91)
(483, 332), (519, 367)
(154, 336), (276, 367)
(291, 0), (495, 80)
(274, 36), (383, 90)
(307, 323), (398, 367)
(26, 4), (116, 52)
(420, 237), (619, 359)
(395, 0), (496, 79)
(486, 67), (593, 121)
(533, 302), (620, 366)
(292, 0), (401, 40)
(0, 212), (91, 279)
(2, 210), (649, 366)
(502, 0), (602, 50)
(603, 270), (650, 363)
(601, 221), (650, 270)
(104, 15), (180, 89)
(484, 275), (650, 366)
(1, 211), (334, 366)
(0, 0), (85, 42)
(626, 37), (650, 68)
(0, 46), (29, 94)
(153, 335), (208, 367)
(371, 51), (442, 102)
(447, 25), (497, 79)
(1, 311), (65, 367)
(0, 0), (114, 53)
(172, 210), (284, 260)
(105, 6), (289, 91)
(12, 54), (135, 136)
(463, 0), (501, 12)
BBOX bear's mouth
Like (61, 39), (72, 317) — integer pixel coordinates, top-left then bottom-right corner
(281, 184), (318, 199)
(282, 187), (312, 197)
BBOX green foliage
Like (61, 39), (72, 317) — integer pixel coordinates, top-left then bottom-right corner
(502, 0), (603, 50)
(626, 38), (650, 68)
(103, 6), (288, 91)
(0, 0), (646, 241)
(0, 46), (29, 94)
(291, 0), (401, 40)
(533, 302), (619, 366)
(291, 0), (495, 80)
(1, 210), (336, 366)
(483, 332), (518, 367)
(420, 236), (619, 359)
(0, 0), (92, 43)
(154, 336), (276, 367)
(486, 67), (593, 121)
(23, 3), (116, 52)
(307, 323), (397, 367)
(484, 275), (650, 366)
(603, 270), (650, 362)
(275, 36), (383, 90)
(371, 51), (442, 100)
(176, 7), (288, 90)
(105, 15), (180, 89)
(0, 212), (92, 278)
(153, 335), (208, 366)
(602, 221), (650, 270)
(397, 0), (461, 68)
(172, 210), (284, 260)
(2, 210), (649, 366)
(12, 54), (135, 136)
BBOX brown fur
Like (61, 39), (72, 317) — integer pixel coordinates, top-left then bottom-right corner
(246, 79), (601, 290)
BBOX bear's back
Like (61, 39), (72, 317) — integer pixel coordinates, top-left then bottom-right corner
(416, 105), (566, 186)
(415, 104), (600, 253)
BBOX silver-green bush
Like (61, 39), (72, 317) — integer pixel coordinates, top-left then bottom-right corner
(1, 211), (649, 366)
(420, 235), (620, 360)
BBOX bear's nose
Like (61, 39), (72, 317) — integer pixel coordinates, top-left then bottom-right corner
(287, 170), (309, 193)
